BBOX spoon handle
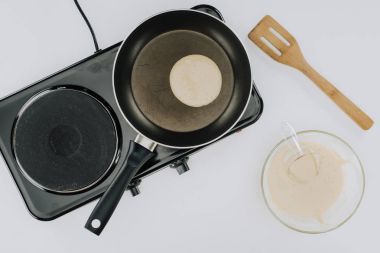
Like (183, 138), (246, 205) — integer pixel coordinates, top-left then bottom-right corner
(298, 62), (374, 130)
(281, 122), (304, 157)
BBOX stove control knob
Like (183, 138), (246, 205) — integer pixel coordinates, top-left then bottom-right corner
(170, 157), (190, 175)
(127, 179), (141, 197)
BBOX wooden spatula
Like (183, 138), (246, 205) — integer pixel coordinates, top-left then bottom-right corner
(249, 15), (374, 130)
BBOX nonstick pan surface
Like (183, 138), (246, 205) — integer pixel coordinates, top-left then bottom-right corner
(114, 9), (252, 148)
(131, 29), (235, 133)
(85, 9), (252, 235)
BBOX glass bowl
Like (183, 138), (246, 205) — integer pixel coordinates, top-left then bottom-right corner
(261, 130), (365, 233)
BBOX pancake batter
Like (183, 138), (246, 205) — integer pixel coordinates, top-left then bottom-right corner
(267, 142), (345, 222)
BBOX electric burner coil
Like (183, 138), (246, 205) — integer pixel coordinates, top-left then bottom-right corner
(12, 87), (119, 193)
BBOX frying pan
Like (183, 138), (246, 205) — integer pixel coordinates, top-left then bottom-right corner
(85, 8), (252, 235)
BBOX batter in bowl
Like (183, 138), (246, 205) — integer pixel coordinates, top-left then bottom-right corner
(266, 142), (345, 222)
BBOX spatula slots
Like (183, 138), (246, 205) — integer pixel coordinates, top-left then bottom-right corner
(249, 15), (374, 130)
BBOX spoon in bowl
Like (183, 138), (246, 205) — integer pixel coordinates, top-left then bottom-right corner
(281, 122), (319, 183)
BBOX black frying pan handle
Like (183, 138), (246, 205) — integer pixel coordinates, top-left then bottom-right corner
(85, 140), (155, 235)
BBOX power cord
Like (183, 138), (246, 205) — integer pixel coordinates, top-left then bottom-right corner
(73, 0), (100, 53)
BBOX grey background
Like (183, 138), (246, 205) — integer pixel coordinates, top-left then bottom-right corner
(0, 0), (379, 252)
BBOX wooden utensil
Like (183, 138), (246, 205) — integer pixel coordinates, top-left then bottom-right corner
(249, 15), (374, 130)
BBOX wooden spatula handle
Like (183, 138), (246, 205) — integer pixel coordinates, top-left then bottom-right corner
(299, 63), (374, 130)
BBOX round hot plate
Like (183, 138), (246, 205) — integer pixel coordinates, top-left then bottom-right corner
(12, 87), (119, 193)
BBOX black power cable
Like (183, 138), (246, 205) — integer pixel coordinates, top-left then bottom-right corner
(73, 0), (100, 53)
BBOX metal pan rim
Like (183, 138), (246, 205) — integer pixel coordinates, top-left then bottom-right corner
(112, 8), (253, 149)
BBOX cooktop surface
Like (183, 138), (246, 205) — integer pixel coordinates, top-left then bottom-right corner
(0, 5), (263, 220)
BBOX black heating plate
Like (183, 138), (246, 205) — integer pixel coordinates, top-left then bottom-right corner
(0, 5), (263, 220)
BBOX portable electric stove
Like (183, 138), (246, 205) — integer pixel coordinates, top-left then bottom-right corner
(0, 5), (263, 220)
